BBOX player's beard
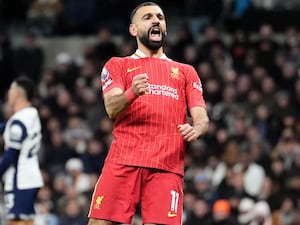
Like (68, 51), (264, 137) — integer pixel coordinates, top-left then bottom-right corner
(139, 30), (167, 51)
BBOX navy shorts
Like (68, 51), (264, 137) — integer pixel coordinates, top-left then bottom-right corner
(4, 188), (39, 220)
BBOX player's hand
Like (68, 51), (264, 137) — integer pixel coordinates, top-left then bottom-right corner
(132, 73), (149, 96)
(178, 123), (198, 142)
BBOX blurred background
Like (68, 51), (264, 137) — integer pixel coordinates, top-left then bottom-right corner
(1, 0), (300, 225)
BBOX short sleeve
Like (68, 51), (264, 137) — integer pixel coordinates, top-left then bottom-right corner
(184, 65), (206, 110)
(101, 57), (126, 93)
(6, 120), (27, 150)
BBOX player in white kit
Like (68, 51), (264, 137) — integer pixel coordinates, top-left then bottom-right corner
(0, 76), (44, 225)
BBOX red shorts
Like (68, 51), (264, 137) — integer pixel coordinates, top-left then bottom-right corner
(88, 162), (183, 225)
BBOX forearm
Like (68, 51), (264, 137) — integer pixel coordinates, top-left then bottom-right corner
(105, 88), (138, 119)
(178, 107), (209, 142)
(0, 122), (6, 134)
(191, 106), (209, 139)
(0, 148), (19, 177)
(193, 117), (209, 139)
(104, 73), (149, 119)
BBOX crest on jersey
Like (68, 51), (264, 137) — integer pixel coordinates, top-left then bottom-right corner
(94, 195), (104, 209)
(171, 67), (179, 79)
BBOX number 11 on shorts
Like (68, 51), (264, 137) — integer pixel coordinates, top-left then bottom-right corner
(170, 190), (179, 213)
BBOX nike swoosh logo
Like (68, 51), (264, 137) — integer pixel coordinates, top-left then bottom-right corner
(127, 66), (141, 73)
(168, 211), (177, 217)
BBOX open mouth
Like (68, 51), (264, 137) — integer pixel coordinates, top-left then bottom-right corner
(149, 26), (162, 41)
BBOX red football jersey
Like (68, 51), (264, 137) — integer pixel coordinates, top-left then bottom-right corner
(101, 50), (206, 176)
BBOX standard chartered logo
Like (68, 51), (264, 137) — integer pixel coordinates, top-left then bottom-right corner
(146, 84), (179, 100)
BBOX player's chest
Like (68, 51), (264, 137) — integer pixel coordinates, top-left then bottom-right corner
(124, 60), (185, 87)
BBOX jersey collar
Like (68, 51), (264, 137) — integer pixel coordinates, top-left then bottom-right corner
(131, 49), (169, 60)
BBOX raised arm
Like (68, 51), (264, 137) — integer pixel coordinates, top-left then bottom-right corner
(104, 73), (149, 119)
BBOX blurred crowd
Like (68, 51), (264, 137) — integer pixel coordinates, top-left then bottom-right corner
(1, 1), (300, 225)
(2, 0), (300, 37)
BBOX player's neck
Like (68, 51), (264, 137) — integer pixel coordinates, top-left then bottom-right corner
(14, 100), (31, 112)
(138, 46), (164, 58)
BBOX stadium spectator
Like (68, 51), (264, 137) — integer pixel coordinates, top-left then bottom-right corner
(237, 198), (255, 225)
(56, 0), (97, 35)
(184, 197), (211, 225)
(278, 196), (298, 225)
(13, 32), (44, 83)
(170, 24), (195, 62)
(53, 52), (79, 93)
(41, 129), (78, 176)
(210, 199), (237, 225)
(35, 201), (59, 225)
(58, 199), (88, 225)
(0, 28), (15, 100)
(184, 0), (223, 37)
(26, 0), (63, 36)
(93, 26), (117, 68)
(64, 158), (93, 194)
(249, 201), (272, 225)
(81, 138), (107, 175)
